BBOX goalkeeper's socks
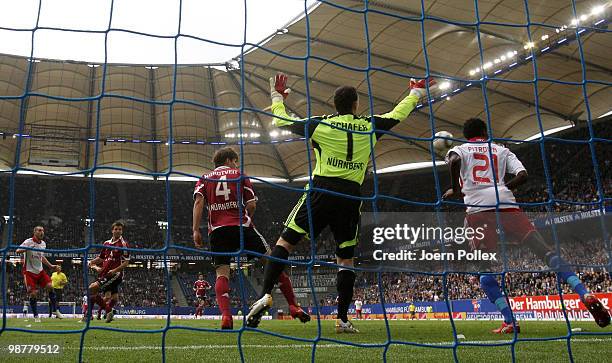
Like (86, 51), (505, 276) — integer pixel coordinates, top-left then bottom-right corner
(29, 297), (38, 317)
(215, 276), (232, 317)
(261, 245), (289, 296)
(547, 254), (588, 298)
(336, 269), (356, 323)
(278, 272), (297, 306)
(480, 275), (514, 324)
(48, 290), (57, 312)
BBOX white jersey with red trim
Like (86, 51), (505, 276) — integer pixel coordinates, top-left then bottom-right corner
(193, 166), (257, 233)
(20, 237), (46, 274)
(446, 138), (526, 213)
(355, 300), (363, 310)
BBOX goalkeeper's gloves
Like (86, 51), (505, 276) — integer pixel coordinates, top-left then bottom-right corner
(270, 73), (291, 103)
(409, 78), (436, 99)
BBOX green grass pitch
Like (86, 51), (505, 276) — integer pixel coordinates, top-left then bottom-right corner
(0, 318), (610, 362)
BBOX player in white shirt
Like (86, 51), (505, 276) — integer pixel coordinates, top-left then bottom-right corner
(15, 226), (63, 322)
(444, 118), (610, 333)
(79, 295), (88, 322)
(354, 299), (363, 319)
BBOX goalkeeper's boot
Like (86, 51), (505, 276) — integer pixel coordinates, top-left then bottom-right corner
(221, 315), (233, 330)
(492, 321), (520, 334)
(34, 316), (41, 323)
(335, 319), (359, 334)
(105, 309), (115, 323)
(289, 304), (311, 324)
(582, 294), (611, 328)
(53, 310), (64, 319)
(246, 294), (273, 328)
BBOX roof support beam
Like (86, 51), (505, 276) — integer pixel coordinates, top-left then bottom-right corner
(207, 66), (221, 138)
(84, 65), (96, 171)
(148, 68), (159, 177)
(483, 86), (569, 121)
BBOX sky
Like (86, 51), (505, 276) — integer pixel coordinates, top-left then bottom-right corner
(0, 0), (317, 64)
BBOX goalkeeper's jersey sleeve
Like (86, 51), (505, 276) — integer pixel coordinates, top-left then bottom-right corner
(270, 93), (418, 185)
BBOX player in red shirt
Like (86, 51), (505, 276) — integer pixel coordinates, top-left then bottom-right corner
(193, 147), (310, 329)
(16, 226), (63, 322)
(87, 221), (130, 323)
(444, 118), (610, 333)
(193, 273), (211, 318)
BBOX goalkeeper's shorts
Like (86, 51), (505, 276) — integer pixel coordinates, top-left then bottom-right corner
(281, 176), (361, 259)
(209, 226), (270, 266)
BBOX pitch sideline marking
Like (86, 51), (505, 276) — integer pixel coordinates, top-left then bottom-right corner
(66, 338), (612, 351)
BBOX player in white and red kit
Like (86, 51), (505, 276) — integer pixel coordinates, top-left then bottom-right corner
(15, 226), (63, 322)
(79, 295), (88, 322)
(193, 147), (309, 329)
(354, 299), (363, 319)
(87, 221), (130, 323)
(194, 273), (211, 318)
(444, 118), (610, 333)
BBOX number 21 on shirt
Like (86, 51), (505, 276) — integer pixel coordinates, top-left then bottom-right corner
(472, 153), (499, 183)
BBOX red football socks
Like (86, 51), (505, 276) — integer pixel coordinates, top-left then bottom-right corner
(278, 272), (297, 306)
(215, 276), (231, 317)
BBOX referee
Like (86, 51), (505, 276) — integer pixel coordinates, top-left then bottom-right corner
(247, 73), (434, 332)
(50, 265), (67, 317)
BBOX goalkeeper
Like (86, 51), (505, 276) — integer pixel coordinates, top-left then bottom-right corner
(247, 73), (434, 333)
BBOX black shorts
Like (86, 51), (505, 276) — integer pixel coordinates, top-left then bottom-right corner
(53, 288), (63, 302)
(97, 273), (123, 294)
(209, 226), (270, 266)
(281, 176), (361, 259)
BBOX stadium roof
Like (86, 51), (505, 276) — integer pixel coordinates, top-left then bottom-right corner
(0, 0), (610, 180)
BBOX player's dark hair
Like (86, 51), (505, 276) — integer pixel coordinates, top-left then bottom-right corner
(463, 118), (488, 139)
(334, 86), (358, 115)
(213, 147), (239, 167)
(112, 221), (125, 229)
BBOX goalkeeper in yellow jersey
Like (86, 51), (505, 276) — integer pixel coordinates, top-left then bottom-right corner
(247, 73), (434, 333)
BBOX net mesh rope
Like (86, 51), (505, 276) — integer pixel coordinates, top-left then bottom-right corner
(0, 0), (610, 362)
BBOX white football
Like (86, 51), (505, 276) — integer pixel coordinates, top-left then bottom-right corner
(433, 131), (454, 152)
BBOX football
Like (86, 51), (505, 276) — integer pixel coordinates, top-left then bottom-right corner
(433, 131), (454, 152)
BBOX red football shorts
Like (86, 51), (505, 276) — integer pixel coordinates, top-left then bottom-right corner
(23, 270), (51, 292)
(465, 208), (535, 252)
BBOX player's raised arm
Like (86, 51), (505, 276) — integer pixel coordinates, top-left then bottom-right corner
(269, 73), (319, 137)
(372, 78), (436, 137)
